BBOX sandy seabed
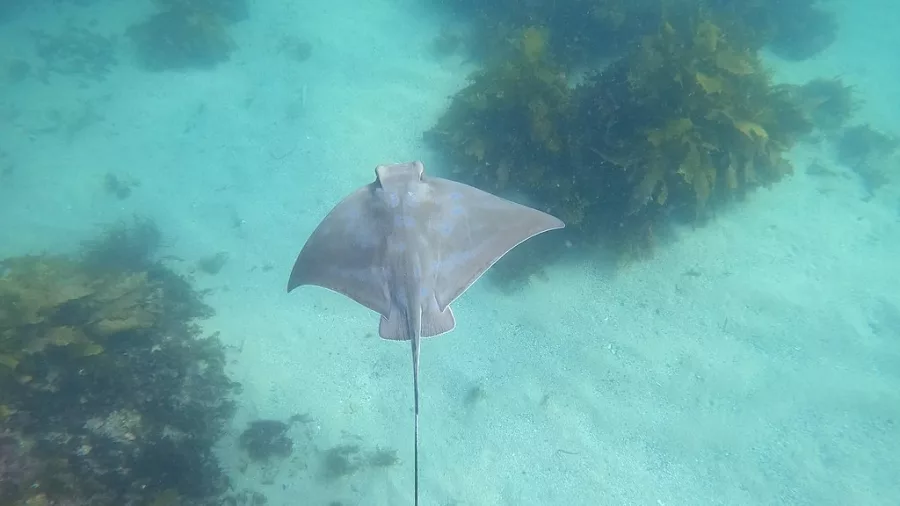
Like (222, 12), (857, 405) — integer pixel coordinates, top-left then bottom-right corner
(1, 0), (898, 504)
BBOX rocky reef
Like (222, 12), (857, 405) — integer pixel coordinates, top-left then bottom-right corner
(426, 11), (819, 261)
(0, 219), (240, 506)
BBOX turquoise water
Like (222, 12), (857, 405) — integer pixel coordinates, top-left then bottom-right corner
(1, 0), (898, 505)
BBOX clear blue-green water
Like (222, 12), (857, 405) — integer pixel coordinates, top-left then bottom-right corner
(1, 1), (898, 505)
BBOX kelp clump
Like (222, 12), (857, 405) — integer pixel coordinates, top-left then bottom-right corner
(704, 0), (838, 60)
(427, 14), (814, 257)
(424, 27), (581, 221)
(0, 255), (161, 368)
(434, 0), (662, 66)
(790, 77), (858, 132)
(238, 419), (294, 462)
(155, 0), (249, 23)
(836, 124), (898, 195)
(422, 26), (588, 287)
(437, 0), (838, 67)
(0, 219), (241, 506)
(571, 17), (812, 231)
(128, 0), (246, 70)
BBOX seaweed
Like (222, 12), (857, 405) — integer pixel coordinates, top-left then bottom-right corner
(30, 25), (118, 80)
(766, 1), (838, 61)
(430, 26), (463, 59)
(437, 0), (837, 69)
(80, 216), (164, 273)
(321, 444), (363, 481)
(155, 0), (249, 23)
(701, 0), (838, 60)
(836, 124), (898, 196)
(197, 251), (229, 275)
(0, 218), (240, 506)
(435, 0), (663, 66)
(791, 78), (859, 132)
(422, 24), (591, 283)
(463, 384), (487, 406)
(424, 26), (578, 219)
(427, 12), (814, 259)
(318, 442), (399, 481)
(103, 172), (140, 200)
(277, 35), (313, 63)
(0, 255), (162, 370)
(0, 431), (32, 504)
(128, 3), (237, 71)
(238, 419), (293, 462)
(573, 15), (812, 225)
(367, 448), (399, 468)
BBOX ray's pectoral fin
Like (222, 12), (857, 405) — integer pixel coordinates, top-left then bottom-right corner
(286, 185), (393, 317)
(379, 308), (410, 341)
(421, 299), (455, 338)
(425, 177), (566, 311)
(378, 298), (456, 341)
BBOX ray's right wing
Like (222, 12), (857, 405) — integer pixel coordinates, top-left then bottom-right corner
(424, 177), (565, 311)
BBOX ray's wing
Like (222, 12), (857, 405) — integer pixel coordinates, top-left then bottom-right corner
(424, 176), (565, 310)
(287, 184), (392, 317)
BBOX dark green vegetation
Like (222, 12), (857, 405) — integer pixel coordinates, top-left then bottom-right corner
(233, 414), (400, 504)
(30, 25), (118, 80)
(791, 78), (858, 132)
(432, 0), (661, 66)
(320, 443), (400, 481)
(836, 124), (898, 196)
(569, 16), (813, 242)
(2, 0), (251, 85)
(197, 251), (230, 275)
(155, 0), (250, 23)
(239, 419), (294, 462)
(435, 0), (838, 66)
(707, 0), (838, 60)
(128, 0), (248, 71)
(0, 219), (243, 506)
(426, 1), (855, 265)
(103, 172), (140, 200)
(425, 27), (574, 220)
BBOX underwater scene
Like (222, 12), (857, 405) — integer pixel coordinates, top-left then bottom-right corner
(0, 0), (898, 504)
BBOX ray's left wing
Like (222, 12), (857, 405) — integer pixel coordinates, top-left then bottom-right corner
(287, 184), (393, 318)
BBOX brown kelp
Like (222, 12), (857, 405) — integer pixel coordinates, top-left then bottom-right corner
(790, 78), (859, 132)
(836, 124), (899, 196)
(436, 0), (838, 66)
(128, 0), (247, 70)
(425, 27), (580, 222)
(433, 0), (663, 67)
(0, 219), (241, 506)
(570, 15), (813, 227)
(702, 0), (838, 60)
(426, 13), (814, 258)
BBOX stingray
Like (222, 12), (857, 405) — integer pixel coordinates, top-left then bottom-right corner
(287, 161), (564, 504)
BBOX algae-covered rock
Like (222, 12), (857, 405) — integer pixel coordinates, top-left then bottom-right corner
(791, 78), (859, 132)
(427, 12), (814, 259)
(424, 26), (577, 218)
(0, 218), (241, 506)
(155, 0), (249, 23)
(572, 16), (812, 224)
(128, 4), (237, 71)
(0, 255), (162, 372)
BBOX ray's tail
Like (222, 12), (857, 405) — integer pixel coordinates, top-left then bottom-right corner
(414, 377), (420, 506)
(411, 334), (421, 506)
